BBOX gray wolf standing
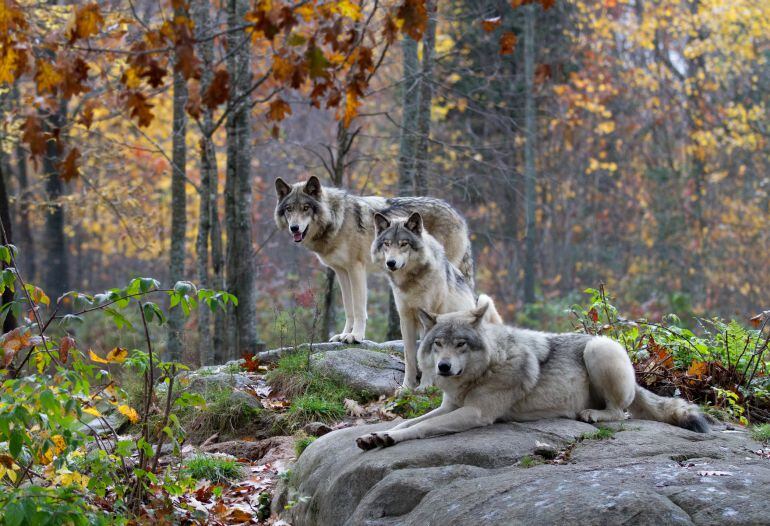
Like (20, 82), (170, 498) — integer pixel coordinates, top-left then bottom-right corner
(371, 212), (501, 389)
(357, 296), (709, 449)
(274, 176), (473, 343)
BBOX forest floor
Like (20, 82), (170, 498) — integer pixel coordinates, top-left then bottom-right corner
(129, 354), (410, 525)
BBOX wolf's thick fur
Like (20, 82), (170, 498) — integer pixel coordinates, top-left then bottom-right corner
(274, 176), (473, 343)
(372, 212), (496, 389)
(357, 296), (709, 450)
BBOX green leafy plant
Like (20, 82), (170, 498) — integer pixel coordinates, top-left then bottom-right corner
(570, 285), (770, 424)
(0, 246), (235, 521)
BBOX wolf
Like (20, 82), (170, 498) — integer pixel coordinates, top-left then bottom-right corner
(274, 176), (473, 344)
(357, 296), (710, 450)
(371, 212), (502, 390)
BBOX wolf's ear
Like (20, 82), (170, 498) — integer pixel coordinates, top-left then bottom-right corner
(373, 213), (390, 234)
(404, 212), (423, 235)
(470, 298), (490, 327)
(275, 178), (292, 200)
(303, 176), (322, 199)
(417, 309), (437, 331)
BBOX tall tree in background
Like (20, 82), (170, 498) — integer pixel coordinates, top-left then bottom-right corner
(167, 4), (189, 362)
(11, 86), (35, 284)
(191, 0), (225, 364)
(225, 0), (262, 358)
(41, 100), (69, 304)
(388, 1), (438, 339)
(522, 3), (538, 304)
(413, 0), (437, 195)
(0, 165), (16, 332)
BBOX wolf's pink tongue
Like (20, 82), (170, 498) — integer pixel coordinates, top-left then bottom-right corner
(293, 231), (303, 242)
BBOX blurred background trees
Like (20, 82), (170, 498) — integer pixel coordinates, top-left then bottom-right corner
(0, 0), (767, 362)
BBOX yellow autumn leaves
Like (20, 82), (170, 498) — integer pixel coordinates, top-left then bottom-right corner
(88, 347), (128, 364)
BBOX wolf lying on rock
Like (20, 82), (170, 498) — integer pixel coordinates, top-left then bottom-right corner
(357, 296), (710, 450)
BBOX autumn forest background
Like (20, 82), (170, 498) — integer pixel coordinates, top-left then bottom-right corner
(0, 0), (768, 522)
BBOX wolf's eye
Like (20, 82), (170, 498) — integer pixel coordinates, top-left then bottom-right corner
(434, 340), (443, 349)
(302, 205), (310, 212)
(285, 206), (293, 212)
(399, 240), (408, 248)
(456, 340), (467, 349)
(383, 240), (391, 247)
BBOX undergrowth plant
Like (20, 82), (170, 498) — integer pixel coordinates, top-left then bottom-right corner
(0, 245), (236, 523)
(571, 285), (770, 423)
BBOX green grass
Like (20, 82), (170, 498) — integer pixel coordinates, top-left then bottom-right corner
(295, 435), (318, 456)
(183, 455), (244, 484)
(519, 455), (542, 468)
(580, 426), (615, 441)
(751, 423), (770, 442)
(267, 350), (361, 429)
(386, 387), (443, 419)
(288, 395), (345, 424)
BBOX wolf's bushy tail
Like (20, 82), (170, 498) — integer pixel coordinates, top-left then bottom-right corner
(629, 385), (710, 433)
(459, 245), (475, 290)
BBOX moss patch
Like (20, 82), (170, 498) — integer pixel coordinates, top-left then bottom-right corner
(386, 387), (443, 419)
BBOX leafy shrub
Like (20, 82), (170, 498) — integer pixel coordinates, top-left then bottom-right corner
(0, 246), (235, 522)
(571, 286), (770, 424)
(182, 455), (244, 484)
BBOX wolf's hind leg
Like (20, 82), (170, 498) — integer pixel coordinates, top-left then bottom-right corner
(329, 266), (354, 342)
(580, 337), (635, 423)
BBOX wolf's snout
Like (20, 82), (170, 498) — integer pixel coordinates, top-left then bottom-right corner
(437, 361), (452, 375)
(290, 225), (300, 233)
(386, 259), (397, 270)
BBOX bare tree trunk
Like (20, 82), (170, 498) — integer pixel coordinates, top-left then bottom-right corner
(412, 0), (437, 196)
(41, 99), (69, 303)
(0, 164), (16, 332)
(321, 122), (355, 339)
(167, 38), (188, 362)
(192, 0), (215, 364)
(387, 15), (437, 340)
(226, 0), (263, 358)
(10, 85), (34, 283)
(398, 35), (419, 192)
(522, 4), (537, 304)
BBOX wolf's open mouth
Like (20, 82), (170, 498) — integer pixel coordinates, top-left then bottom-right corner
(293, 226), (308, 243)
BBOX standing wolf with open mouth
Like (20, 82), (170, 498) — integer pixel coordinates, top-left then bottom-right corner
(371, 212), (502, 389)
(274, 176), (474, 344)
(357, 295), (710, 450)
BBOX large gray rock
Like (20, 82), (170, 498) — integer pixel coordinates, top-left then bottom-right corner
(310, 349), (404, 397)
(257, 340), (406, 364)
(276, 419), (770, 526)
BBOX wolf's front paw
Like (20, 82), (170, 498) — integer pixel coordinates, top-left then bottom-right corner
(578, 409), (597, 423)
(329, 333), (346, 342)
(338, 332), (362, 344)
(356, 432), (395, 451)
